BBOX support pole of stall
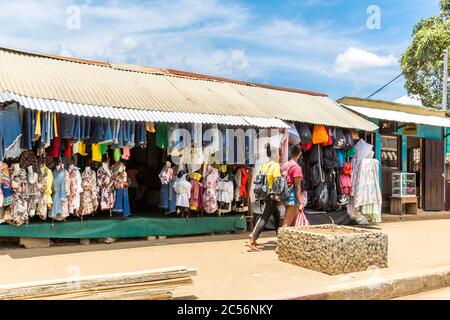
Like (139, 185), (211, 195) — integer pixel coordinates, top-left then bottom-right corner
(247, 168), (254, 231)
(443, 48), (448, 111)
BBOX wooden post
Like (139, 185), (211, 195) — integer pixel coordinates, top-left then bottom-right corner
(247, 168), (254, 231)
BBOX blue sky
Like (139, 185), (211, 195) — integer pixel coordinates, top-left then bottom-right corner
(0, 0), (441, 102)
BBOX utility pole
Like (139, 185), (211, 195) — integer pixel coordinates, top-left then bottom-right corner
(443, 48), (448, 110)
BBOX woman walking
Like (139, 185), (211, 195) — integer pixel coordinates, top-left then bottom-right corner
(281, 145), (304, 227)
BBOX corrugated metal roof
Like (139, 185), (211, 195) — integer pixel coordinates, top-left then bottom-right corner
(338, 97), (447, 117)
(0, 91), (289, 128)
(0, 47), (377, 131)
(344, 105), (450, 128)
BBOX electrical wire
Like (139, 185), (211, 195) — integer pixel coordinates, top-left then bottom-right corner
(366, 73), (403, 99)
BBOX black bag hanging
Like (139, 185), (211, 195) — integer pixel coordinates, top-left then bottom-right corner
(322, 146), (338, 172)
(326, 170), (339, 211)
(308, 144), (321, 164)
(310, 164), (322, 188)
(333, 128), (346, 149)
(309, 144), (322, 187)
(313, 146), (328, 209)
(296, 123), (312, 145)
(341, 130), (355, 151)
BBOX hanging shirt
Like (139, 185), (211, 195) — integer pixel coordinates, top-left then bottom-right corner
(54, 113), (58, 138)
(121, 146), (131, 160)
(92, 144), (102, 162)
(48, 137), (61, 158)
(35, 111), (41, 140)
(100, 144), (108, 155)
(156, 123), (168, 149)
(173, 175), (192, 208)
(73, 141), (88, 156)
(114, 148), (122, 162)
(63, 140), (72, 158)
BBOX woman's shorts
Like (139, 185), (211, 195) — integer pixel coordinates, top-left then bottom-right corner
(285, 187), (298, 206)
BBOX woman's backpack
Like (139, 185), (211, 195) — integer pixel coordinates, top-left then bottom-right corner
(254, 163), (273, 200)
(271, 164), (297, 202)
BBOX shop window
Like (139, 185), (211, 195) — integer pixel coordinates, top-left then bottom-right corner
(380, 135), (400, 169)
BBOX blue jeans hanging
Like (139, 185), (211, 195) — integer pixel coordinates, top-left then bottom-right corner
(159, 184), (169, 209)
(0, 103), (22, 159)
(113, 188), (131, 218)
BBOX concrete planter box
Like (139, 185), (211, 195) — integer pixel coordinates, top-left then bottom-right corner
(277, 225), (388, 275)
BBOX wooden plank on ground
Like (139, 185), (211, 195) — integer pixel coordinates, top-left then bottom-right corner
(0, 266), (196, 300)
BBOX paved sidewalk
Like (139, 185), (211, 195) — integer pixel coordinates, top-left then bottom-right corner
(0, 219), (449, 299)
(394, 286), (450, 300)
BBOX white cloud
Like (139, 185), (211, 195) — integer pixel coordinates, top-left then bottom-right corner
(0, 0), (401, 87)
(394, 95), (423, 106)
(334, 47), (398, 75)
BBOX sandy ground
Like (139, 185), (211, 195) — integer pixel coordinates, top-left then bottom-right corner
(0, 219), (450, 299)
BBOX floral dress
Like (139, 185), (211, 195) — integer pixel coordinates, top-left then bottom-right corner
(27, 170), (40, 218)
(68, 166), (83, 215)
(203, 167), (219, 214)
(79, 169), (98, 216)
(4, 168), (29, 226)
(36, 169), (49, 220)
(97, 166), (115, 211)
(0, 164), (13, 207)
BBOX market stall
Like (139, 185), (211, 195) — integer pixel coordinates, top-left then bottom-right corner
(0, 46), (379, 240)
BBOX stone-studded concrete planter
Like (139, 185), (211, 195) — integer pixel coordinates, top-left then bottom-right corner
(277, 225), (388, 275)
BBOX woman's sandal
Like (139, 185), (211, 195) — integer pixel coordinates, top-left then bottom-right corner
(245, 242), (261, 252)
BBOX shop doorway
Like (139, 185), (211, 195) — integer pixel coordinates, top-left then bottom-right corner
(423, 139), (445, 211)
(380, 134), (402, 213)
(407, 136), (423, 208)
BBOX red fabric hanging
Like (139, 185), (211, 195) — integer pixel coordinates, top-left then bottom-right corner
(64, 140), (72, 158)
(239, 168), (249, 198)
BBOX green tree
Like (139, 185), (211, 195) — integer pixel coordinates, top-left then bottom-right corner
(400, 0), (450, 108)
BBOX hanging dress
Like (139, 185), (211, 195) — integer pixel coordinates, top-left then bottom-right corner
(68, 166), (83, 215)
(158, 165), (173, 210)
(0, 164), (13, 207)
(49, 168), (70, 221)
(112, 165), (131, 218)
(4, 168), (29, 226)
(203, 167), (219, 214)
(97, 166), (115, 211)
(79, 169), (98, 217)
(36, 169), (49, 220)
(27, 170), (40, 218)
(173, 175), (192, 211)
